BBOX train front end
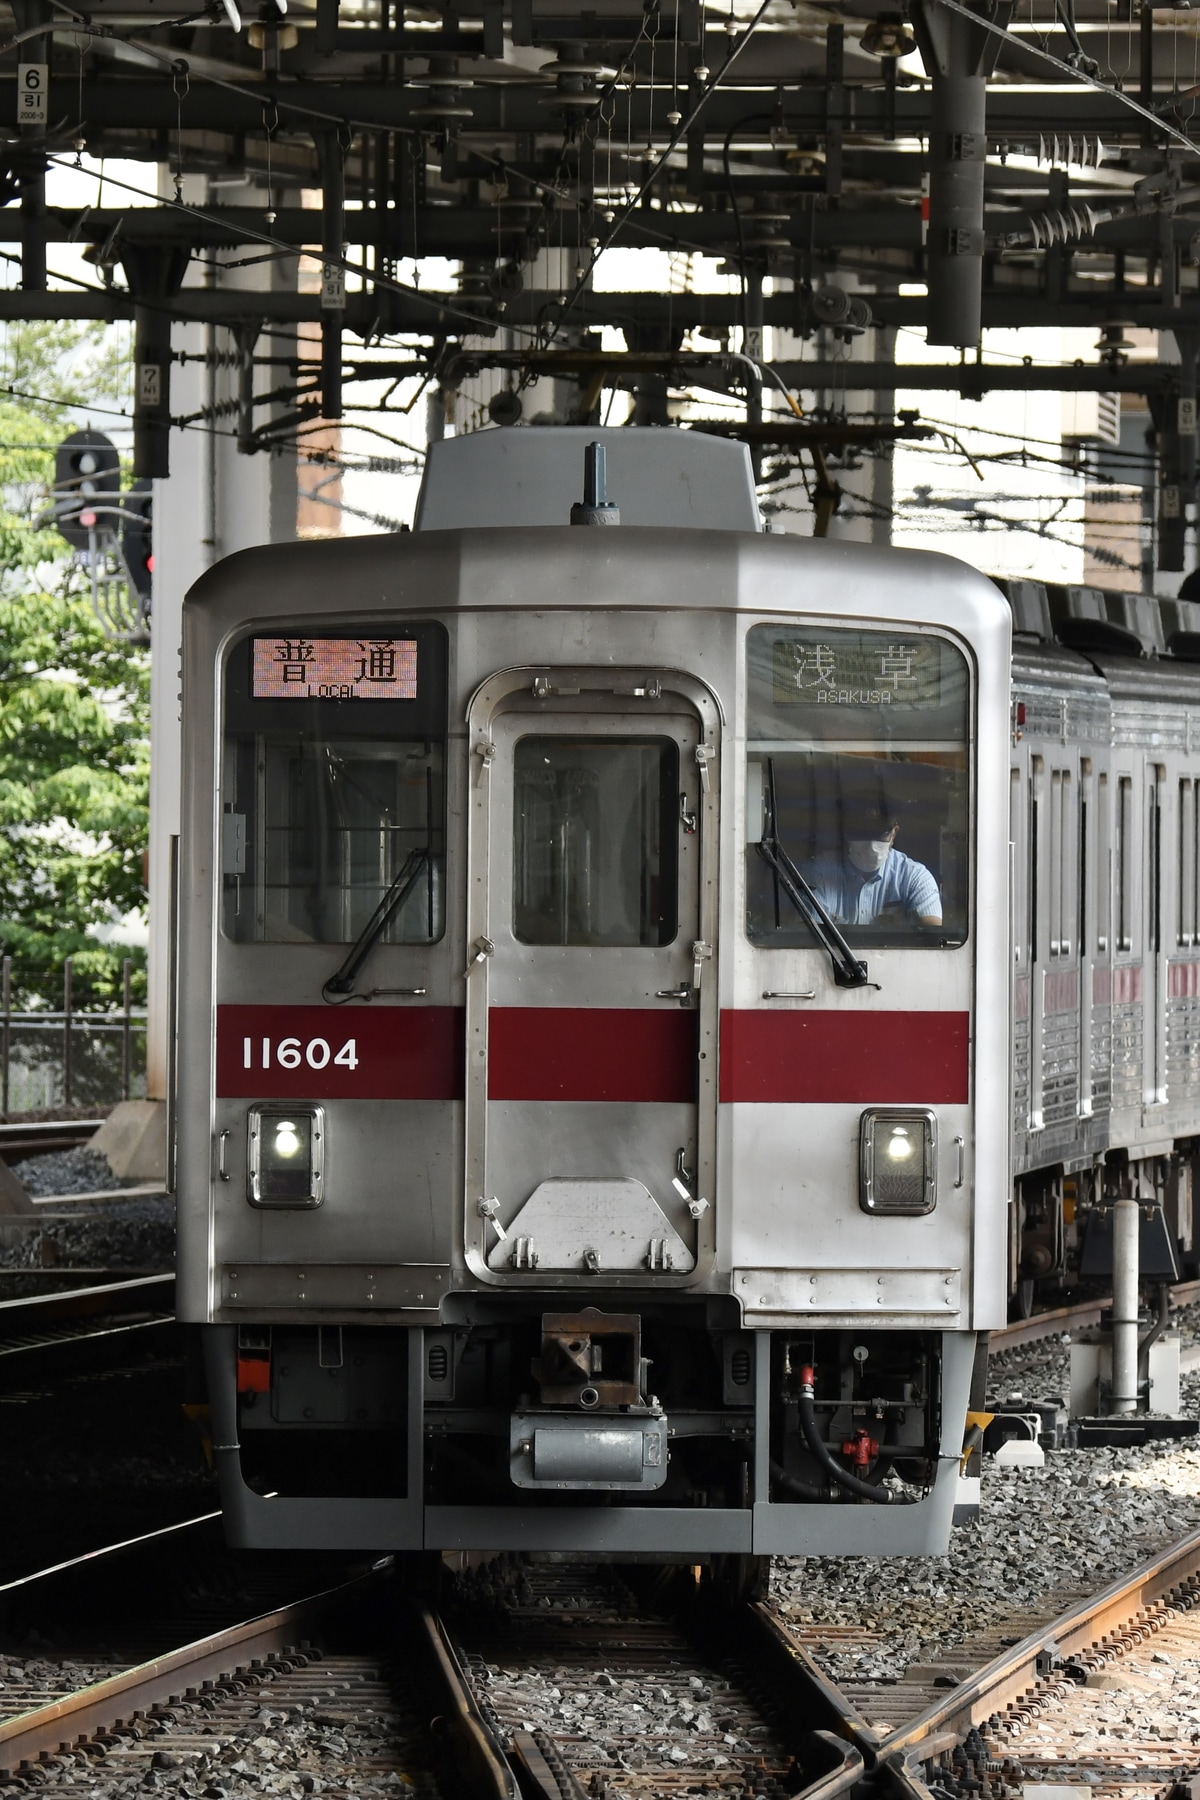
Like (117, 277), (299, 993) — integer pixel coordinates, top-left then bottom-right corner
(177, 428), (1010, 1558)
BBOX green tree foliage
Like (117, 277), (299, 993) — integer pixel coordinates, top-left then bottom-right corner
(0, 362), (148, 1009)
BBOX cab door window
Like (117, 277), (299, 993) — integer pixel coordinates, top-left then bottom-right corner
(512, 736), (679, 946)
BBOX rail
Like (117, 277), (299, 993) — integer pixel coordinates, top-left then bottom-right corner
(0, 1533), (514, 1794)
(990, 1275), (1200, 1352)
(870, 1522), (1200, 1780)
(0, 1273), (174, 1330)
(0, 1118), (106, 1162)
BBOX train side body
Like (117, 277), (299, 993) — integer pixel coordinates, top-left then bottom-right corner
(1006, 586), (1200, 1314)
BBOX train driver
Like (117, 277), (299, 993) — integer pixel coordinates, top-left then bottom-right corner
(805, 794), (942, 929)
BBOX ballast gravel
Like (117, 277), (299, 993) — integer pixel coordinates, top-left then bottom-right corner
(0, 1194), (174, 1275)
(0, 1149), (172, 1276)
(11, 1148), (124, 1197)
(771, 1348), (1200, 1690)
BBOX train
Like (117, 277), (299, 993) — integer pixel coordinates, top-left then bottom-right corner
(1005, 578), (1200, 1315)
(177, 421), (1107, 1564)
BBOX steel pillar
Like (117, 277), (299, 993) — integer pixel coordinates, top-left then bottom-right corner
(1110, 1196), (1141, 1415)
(319, 131), (345, 422)
(909, 0), (1012, 348)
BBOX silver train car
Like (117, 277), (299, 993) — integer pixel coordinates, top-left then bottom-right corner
(177, 426), (1011, 1559)
(1003, 579), (1200, 1317)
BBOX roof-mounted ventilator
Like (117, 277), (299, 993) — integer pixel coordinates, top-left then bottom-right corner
(570, 441), (621, 527)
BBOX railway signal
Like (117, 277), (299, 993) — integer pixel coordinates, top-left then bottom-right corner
(52, 430), (121, 549)
(119, 478), (154, 606)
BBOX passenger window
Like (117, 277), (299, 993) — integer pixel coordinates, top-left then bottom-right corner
(1096, 772), (1109, 953)
(1117, 775), (1133, 953)
(1049, 768), (1072, 958)
(1011, 766), (1023, 967)
(221, 625), (448, 946)
(512, 737), (679, 947)
(743, 625), (970, 948)
(1079, 759), (1090, 958)
(1179, 778), (1195, 948)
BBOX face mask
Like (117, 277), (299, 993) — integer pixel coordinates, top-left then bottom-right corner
(847, 837), (892, 875)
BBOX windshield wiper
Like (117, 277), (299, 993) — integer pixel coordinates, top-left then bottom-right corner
(323, 848), (429, 1000)
(757, 759), (872, 990)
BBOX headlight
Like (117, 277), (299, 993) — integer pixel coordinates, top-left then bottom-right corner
(248, 1105), (324, 1207)
(859, 1109), (937, 1215)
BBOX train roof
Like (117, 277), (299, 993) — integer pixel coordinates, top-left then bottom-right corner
(995, 576), (1200, 668)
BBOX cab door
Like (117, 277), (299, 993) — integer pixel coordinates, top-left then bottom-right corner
(462, 666), (719, 1285)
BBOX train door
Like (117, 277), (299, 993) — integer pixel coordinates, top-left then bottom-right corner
(462, 667), (720, 1284)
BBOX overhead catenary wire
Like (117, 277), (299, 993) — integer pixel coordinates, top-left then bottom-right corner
(546, 0), (775, 345)
(934, 0), (1200, 159)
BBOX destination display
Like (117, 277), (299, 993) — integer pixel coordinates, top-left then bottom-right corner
(771, 633), (943, 710)
(252, 636), (419, 700)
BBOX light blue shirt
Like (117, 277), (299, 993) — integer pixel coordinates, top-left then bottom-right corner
(804, 848), (941, 926)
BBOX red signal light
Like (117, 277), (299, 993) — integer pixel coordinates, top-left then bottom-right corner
(147, 554), (155, 573)
(79, 509), (97, 528)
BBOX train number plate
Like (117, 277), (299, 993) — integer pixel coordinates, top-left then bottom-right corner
(215, 1005), (462, 1100)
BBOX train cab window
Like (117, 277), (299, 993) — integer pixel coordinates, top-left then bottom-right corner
(744, 625), (971, 947)
(512, 736), (678, 946)
(220, 626), (448, 945)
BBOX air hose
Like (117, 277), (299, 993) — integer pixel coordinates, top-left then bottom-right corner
(794, 1363), (915, 1505)
(768, 1459), (833, 1503)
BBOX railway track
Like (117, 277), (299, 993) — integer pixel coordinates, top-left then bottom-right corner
(442, 1559), (879, 1798)
(0, 1121), (104, 1164)
(0, 1534), (514, 1800)
(990, 1274), (1200, 1353)
(4, 1524), (1200, 1797)
(0, 1274), (175, 1387)
(878, 1522), (1200, 1791)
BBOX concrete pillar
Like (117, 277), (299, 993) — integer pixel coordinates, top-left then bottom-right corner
(1110, 1195), (1141, 1414)
(144, 177), (298, 1109)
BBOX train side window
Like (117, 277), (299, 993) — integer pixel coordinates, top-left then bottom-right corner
(1079, 759), (1090, 958)
(1029, 756), (1042, 966)
(1117, 775), (1133, 953)
(1149, 769), (1162, 957)
(1180, 778), (1195, 948)
(1048, 768), (1072, 957)
(511, 737), (679, 947)
(1011, 766), (1023, 967)
(743, 625), (971, 948)
(1096, 772), (1109, 954)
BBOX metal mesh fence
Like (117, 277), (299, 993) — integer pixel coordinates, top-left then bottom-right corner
(1, 955), (146, 1118)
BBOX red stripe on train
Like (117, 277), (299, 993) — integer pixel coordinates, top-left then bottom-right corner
(1169, 961), (1200, 1000)
(718, 1009), (970, 1104)
(487, 1007), (697, 1103)
(1093, 965), (1143, 1006)
(215, 1004), (968, 1105)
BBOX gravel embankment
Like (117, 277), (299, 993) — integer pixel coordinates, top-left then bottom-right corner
(0, 1147), (173, 1277)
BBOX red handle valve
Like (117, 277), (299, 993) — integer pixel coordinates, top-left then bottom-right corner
(840, 1427), (880, 1470)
